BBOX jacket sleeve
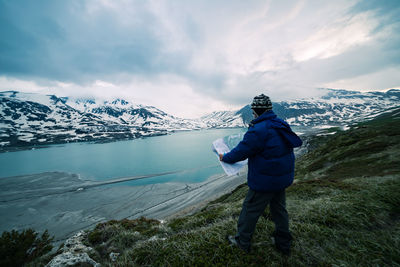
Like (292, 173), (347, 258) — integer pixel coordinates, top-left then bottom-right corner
(222, 128), (263, 163)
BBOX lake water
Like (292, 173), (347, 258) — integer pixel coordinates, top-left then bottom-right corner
(0, 128), (247, 186)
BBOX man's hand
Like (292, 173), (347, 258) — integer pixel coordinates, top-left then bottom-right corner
(219, 153), (224, 161)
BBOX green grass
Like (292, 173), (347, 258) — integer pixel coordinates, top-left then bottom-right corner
(67, 108), (400, 266)
(295, 108), (400, 181)
(0, 229), (54, 267)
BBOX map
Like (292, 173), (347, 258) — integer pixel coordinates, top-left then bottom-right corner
(212, 132), (247, 176)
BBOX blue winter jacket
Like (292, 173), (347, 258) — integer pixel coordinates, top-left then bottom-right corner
(222, 110), (302, 192)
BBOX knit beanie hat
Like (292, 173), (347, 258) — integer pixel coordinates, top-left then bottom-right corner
(251, 94), (272, 111)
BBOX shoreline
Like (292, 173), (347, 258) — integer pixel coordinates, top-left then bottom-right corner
(0, 127), (247, 154)
(0, 170), (247, 245)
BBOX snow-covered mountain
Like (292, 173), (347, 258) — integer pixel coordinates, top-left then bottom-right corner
(196, 110), (245, 128)
(202, 89), (400, 128)
(0, 89), (399, 151)
(0, 91), (202, 150)
(64, 97), (203, 131)
(272, 89), (400, 127)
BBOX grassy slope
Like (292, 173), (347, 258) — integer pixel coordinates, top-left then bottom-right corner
(82, 108), (400, 266)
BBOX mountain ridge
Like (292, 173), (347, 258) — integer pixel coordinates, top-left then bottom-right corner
(0, 89), (399, 151)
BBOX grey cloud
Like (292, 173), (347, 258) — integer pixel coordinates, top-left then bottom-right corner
(351, 0), (400, 18)
(299, 41), (400, 85)
(0, 0), (198, 84)
(214, 0), (400, 104)
(349, 0), (400, 37)
(1, 0), (399, 110)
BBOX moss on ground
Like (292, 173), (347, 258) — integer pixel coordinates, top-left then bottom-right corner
(80, 108), (400, 266)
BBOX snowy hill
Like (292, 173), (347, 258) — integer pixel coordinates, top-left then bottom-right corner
(64, 97), (203, 131)
(0, 91), (202, 150)
(196, 111), (245, 128)
(272, 89), (400, 127)
(228, 89), (400, 127)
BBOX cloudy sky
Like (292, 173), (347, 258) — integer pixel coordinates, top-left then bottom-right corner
(1, 0), (399, 118)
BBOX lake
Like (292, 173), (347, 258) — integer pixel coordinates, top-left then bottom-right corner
(0, 128), (247, 185)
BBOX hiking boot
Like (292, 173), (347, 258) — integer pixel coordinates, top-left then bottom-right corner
(275, 245), (291, 256)
(226, 235), (250, 253)
(271, 233), (291, 256)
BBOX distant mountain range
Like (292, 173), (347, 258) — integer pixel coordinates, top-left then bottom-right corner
(237, 89), (400, 126)
(0, 89), (399, 150)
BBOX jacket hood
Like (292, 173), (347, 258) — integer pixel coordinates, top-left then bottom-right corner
(251, 110), (277, 124)
(252, 111), (303, 148)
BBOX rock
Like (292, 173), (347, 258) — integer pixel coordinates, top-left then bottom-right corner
(109, 252), (120, 262)
(46, 252), (99, 267)
(46, 231), (100, 267)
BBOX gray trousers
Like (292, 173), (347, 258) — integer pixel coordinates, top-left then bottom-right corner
(235, 188), (292, 250)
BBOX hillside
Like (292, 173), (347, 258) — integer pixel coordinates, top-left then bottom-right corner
(38, 107), (400, 266)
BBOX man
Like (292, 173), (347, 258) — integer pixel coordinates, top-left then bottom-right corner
(219, 94), (302, 255)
